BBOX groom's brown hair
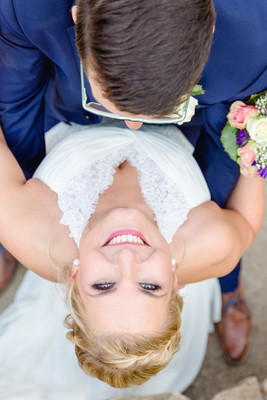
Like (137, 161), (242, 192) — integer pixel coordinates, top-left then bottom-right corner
(76, 0), (215, 116)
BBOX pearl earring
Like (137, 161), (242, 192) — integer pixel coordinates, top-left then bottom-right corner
(171, 258), (176, 266)
(73, 259), (80, 266)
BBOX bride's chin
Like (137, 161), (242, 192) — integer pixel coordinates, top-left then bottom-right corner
(108, 207), (151, 220)
(81, 203), (162, 244)
(108, 207), (159, 228)
(83, 207), (157, 243)
(80, 206), (170, 256)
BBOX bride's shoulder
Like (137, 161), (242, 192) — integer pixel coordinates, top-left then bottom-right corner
(11, 178), (75, 282)
(171, 201), (238, 283)
(173, 201), (220, 235)
(185, 201), (228, 231)
(171, 200), (230, 261)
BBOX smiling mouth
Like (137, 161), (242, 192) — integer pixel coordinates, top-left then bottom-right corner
(103, 230), (148, 246)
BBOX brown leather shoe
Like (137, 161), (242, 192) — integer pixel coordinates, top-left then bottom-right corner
(217, 284), (251, 365)
(0, 245), (17, 293)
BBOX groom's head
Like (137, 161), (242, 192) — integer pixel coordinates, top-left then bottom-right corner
(75, 0), (215, 127)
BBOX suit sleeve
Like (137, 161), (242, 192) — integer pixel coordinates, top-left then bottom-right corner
(0, 0), (47, 178)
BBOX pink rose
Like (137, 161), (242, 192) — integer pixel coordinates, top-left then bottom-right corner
(240, 163), (258, 178)
(237, 144), (256, 167)
(228, 101), (258, 129)
(237, 144), (258, 177)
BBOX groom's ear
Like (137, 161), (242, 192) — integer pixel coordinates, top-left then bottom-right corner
(72, 5), (77, 24)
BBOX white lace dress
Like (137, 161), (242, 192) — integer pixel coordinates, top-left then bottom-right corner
(0, 122), (221, 400)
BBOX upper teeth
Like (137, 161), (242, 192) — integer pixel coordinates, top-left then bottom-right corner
(107, 234), (145, 245)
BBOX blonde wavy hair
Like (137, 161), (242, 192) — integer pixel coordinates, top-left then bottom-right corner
(60, 265), (183, 388)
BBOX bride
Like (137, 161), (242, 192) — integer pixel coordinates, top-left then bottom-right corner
(0, 121), (264, 399)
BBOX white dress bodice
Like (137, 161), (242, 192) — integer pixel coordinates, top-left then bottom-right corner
(34, 123), (210, 246)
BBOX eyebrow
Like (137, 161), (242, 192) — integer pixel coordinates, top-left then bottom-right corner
(87, 287), (167, 299)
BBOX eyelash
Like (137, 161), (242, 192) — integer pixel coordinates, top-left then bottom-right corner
(92, 282), (115, 291)
(140, 283), (161, 292)
(92, 282), (161, 292)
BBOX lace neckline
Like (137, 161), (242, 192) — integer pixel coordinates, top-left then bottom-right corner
(58, 144), (189, 247)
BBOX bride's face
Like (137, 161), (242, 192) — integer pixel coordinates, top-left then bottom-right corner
(72, 208), (178, 334)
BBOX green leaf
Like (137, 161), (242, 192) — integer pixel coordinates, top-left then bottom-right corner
(221, 122), (239, 161)
(246, 91), (267, 105)
(192, 84), (205, 96)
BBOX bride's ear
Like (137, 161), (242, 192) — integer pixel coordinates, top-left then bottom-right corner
(171, 258), (179, 292)
(171, 258), (185, 293)
(71, 259), (80, 279)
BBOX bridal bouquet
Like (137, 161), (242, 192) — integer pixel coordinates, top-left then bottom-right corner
(221, 91), (267, 178)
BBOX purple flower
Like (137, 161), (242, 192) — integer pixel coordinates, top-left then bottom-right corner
(258, 168), (267, 179)
(236, 129), (250, 146)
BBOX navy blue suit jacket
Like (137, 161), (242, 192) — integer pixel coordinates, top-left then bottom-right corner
(0, 0), (99, 178)
(193, 1), (267, 206)
(1, 0), (267, 207)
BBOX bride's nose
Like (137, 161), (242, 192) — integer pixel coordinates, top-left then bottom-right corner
(113, 248), (140, 268)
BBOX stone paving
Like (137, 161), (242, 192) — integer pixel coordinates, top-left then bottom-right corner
(110, 377), (267, 399)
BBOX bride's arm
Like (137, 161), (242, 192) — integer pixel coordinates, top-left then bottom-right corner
(0, 126), (61, 281)
(171, 174), (265, 285)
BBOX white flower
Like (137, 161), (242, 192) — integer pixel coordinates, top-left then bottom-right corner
(181, 96), (198, 124)
(169, 96), (198, 125)
(247, 115), (267, 145)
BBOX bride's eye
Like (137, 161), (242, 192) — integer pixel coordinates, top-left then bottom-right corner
(140, 283), (161, 292)
(92, 282), (115, 291)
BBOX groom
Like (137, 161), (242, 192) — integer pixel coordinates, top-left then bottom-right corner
(0, 0), (267, 365)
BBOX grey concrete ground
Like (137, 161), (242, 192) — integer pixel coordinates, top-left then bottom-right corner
(1, 187), (267, 399)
